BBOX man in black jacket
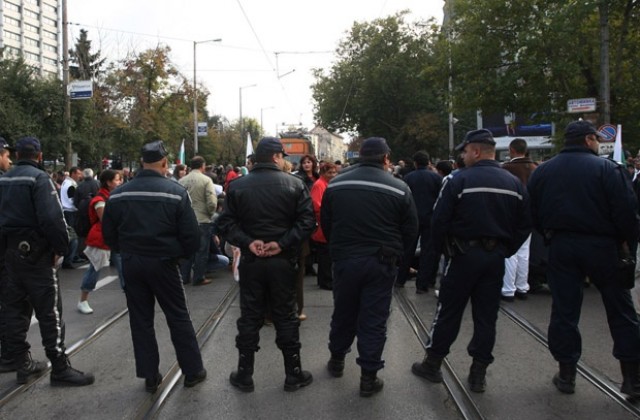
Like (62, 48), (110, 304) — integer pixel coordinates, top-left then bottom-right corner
(102, 140), (206, 393)
(0, 136), (94, 386)
(321, 137), (418, 397)
(217, 137), (316, 393)
(528, 121), (640, 397)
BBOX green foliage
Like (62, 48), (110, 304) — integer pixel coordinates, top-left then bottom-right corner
(312, 13), (447, 159)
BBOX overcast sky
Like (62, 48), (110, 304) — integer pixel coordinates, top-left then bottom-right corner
(69, 0), (444, 138)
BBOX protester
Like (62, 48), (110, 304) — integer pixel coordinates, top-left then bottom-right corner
(77, 169), (123, 314)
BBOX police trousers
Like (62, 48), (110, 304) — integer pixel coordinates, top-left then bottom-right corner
(3, 243), (66, 362)
(122, 253), (204, 379)
(547, 232), (640, 364)
(236, 254), (300, 352)
(329, 255), (396, 372)
(428, 246), (504, 365)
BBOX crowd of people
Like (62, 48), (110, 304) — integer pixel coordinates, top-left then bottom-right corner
(0, 120), (639, 402)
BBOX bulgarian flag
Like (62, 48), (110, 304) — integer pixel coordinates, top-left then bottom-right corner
(613, 125), (623, 164)
(178, 139), (185, 164)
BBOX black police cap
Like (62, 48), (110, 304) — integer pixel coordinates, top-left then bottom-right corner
(256, 137), (288, 156)
(141, 140), (168, 163)
(564, 120), (603, 141)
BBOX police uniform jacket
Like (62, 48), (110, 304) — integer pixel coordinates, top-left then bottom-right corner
(528, 146), (638, 245)
(431, 159), (531, 257)
(102, 169), (200, 258)
(216, 163), (315, 254)
(320, 162), (418, 260)
(0, 160), (69, 255)
(403, 166), (442, 225)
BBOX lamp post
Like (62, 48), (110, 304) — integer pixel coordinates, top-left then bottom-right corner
(239, 84), (257, 144)
(260, 106), (275, 133)
(193, 38), (222, 155)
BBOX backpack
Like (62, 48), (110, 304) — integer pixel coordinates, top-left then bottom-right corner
(74, 192), (106, 237)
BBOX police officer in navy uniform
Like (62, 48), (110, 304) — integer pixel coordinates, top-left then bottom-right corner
(0, 136), (94, 386)
(0, 137), (15, 371)
(102, 140), (206, 393)
(217, 137), (316, 393)
(528, 120), (640, 396)
(321, 137), (418, 397)
(411, 129), (531, 393)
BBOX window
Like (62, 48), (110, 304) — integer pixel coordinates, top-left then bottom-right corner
(43, 30), (57, 40)
(3, 46), (20, 58)
(24, 51), (40, 61)
(2, 30), (21, 41)
(24, 23), (40, 34)
(25, 37), (40, 47)
(2, 15), (20, 27)
(3, 1), (20, 12)
(42, 3), (56, 14)
(24, 0), (40, 5)
(43, 43), (57, 53)
(43, 57), (57, 66)
(24, 9), (39, 19)
(43, 17), (57, 27)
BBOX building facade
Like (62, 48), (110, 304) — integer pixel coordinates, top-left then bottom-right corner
(309, 125), (346, 163)
(1, 0), (59, 78)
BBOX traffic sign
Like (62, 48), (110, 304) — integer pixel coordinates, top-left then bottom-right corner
(197, 122), (208, 137)
(69, 80), (93, 99)
(597, 124), (617, 142)
(567, 97), (596, 113)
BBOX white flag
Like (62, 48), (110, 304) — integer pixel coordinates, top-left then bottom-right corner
(178, 139), (185, 164)
(246, 132), (254, 158)
(613, 125), (623, 163)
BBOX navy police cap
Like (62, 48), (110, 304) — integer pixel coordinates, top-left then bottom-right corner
(455, 129), (496, 152)
(141, 140), (168, 163)
(256, 137), (288, 156)
(15, 136), (41, 153)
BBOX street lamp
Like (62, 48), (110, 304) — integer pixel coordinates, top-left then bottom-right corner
(239, 84), (257, 144)
(260, 106), (275, 133)
(193, 38), (222, 155)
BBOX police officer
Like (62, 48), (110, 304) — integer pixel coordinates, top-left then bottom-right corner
(528, 120), (640, 396)
(0, 136), (94, 386)
(394, 150), (442, 293)
(0, 137), (14, 371)
(411, 129), (531, 393)
(102, 140), (207, 393)
(321, 137), (418, 397)
(216, 137), (316, 393)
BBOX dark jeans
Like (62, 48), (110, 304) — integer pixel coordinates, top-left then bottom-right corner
(63, 211), (78, 264)
(180, 223), (212, 284)
(547, 233), (640, 364)
(329, 256), (396, 372)
(314, 241), (333, 289)
(236, 255), (300, 352)
(122, 253), (203, 378)
(427, 246), (504, 365)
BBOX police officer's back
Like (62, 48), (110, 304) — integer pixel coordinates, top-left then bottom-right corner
(0, 136), (94, 386)
(528, 120), (640, 397)
(412, 129), (530, 393)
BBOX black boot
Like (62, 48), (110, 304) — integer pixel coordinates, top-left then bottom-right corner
(552, 363), (576, 394)
(327, 353), (345, 378)
(16, 352), (47, 384)
(283, 350), (313, 392)
(50, 355), (95, 387)
(230, 350), (255, 392)
(468, 360), (488, 393)
(620, 361), (640, 398)
(411, 354), (443, 383)
(360, 369), (384, 397)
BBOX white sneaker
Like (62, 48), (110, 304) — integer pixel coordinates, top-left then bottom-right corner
(77, 300), (93, 314)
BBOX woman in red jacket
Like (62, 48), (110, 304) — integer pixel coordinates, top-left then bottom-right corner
(77, 169), (122, 314)
(310, 162), (338, 290)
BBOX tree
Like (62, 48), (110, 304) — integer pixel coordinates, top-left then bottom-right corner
(69, 29), (106, 80)
(311, 13), (448, 159)
(444, 0), (640, 149)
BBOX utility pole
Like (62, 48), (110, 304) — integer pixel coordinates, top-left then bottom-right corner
(599, 1), (611, 124)
(62, 0), (71, 169)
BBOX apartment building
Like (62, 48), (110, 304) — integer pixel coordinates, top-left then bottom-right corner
(0, 0), (59, 77)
